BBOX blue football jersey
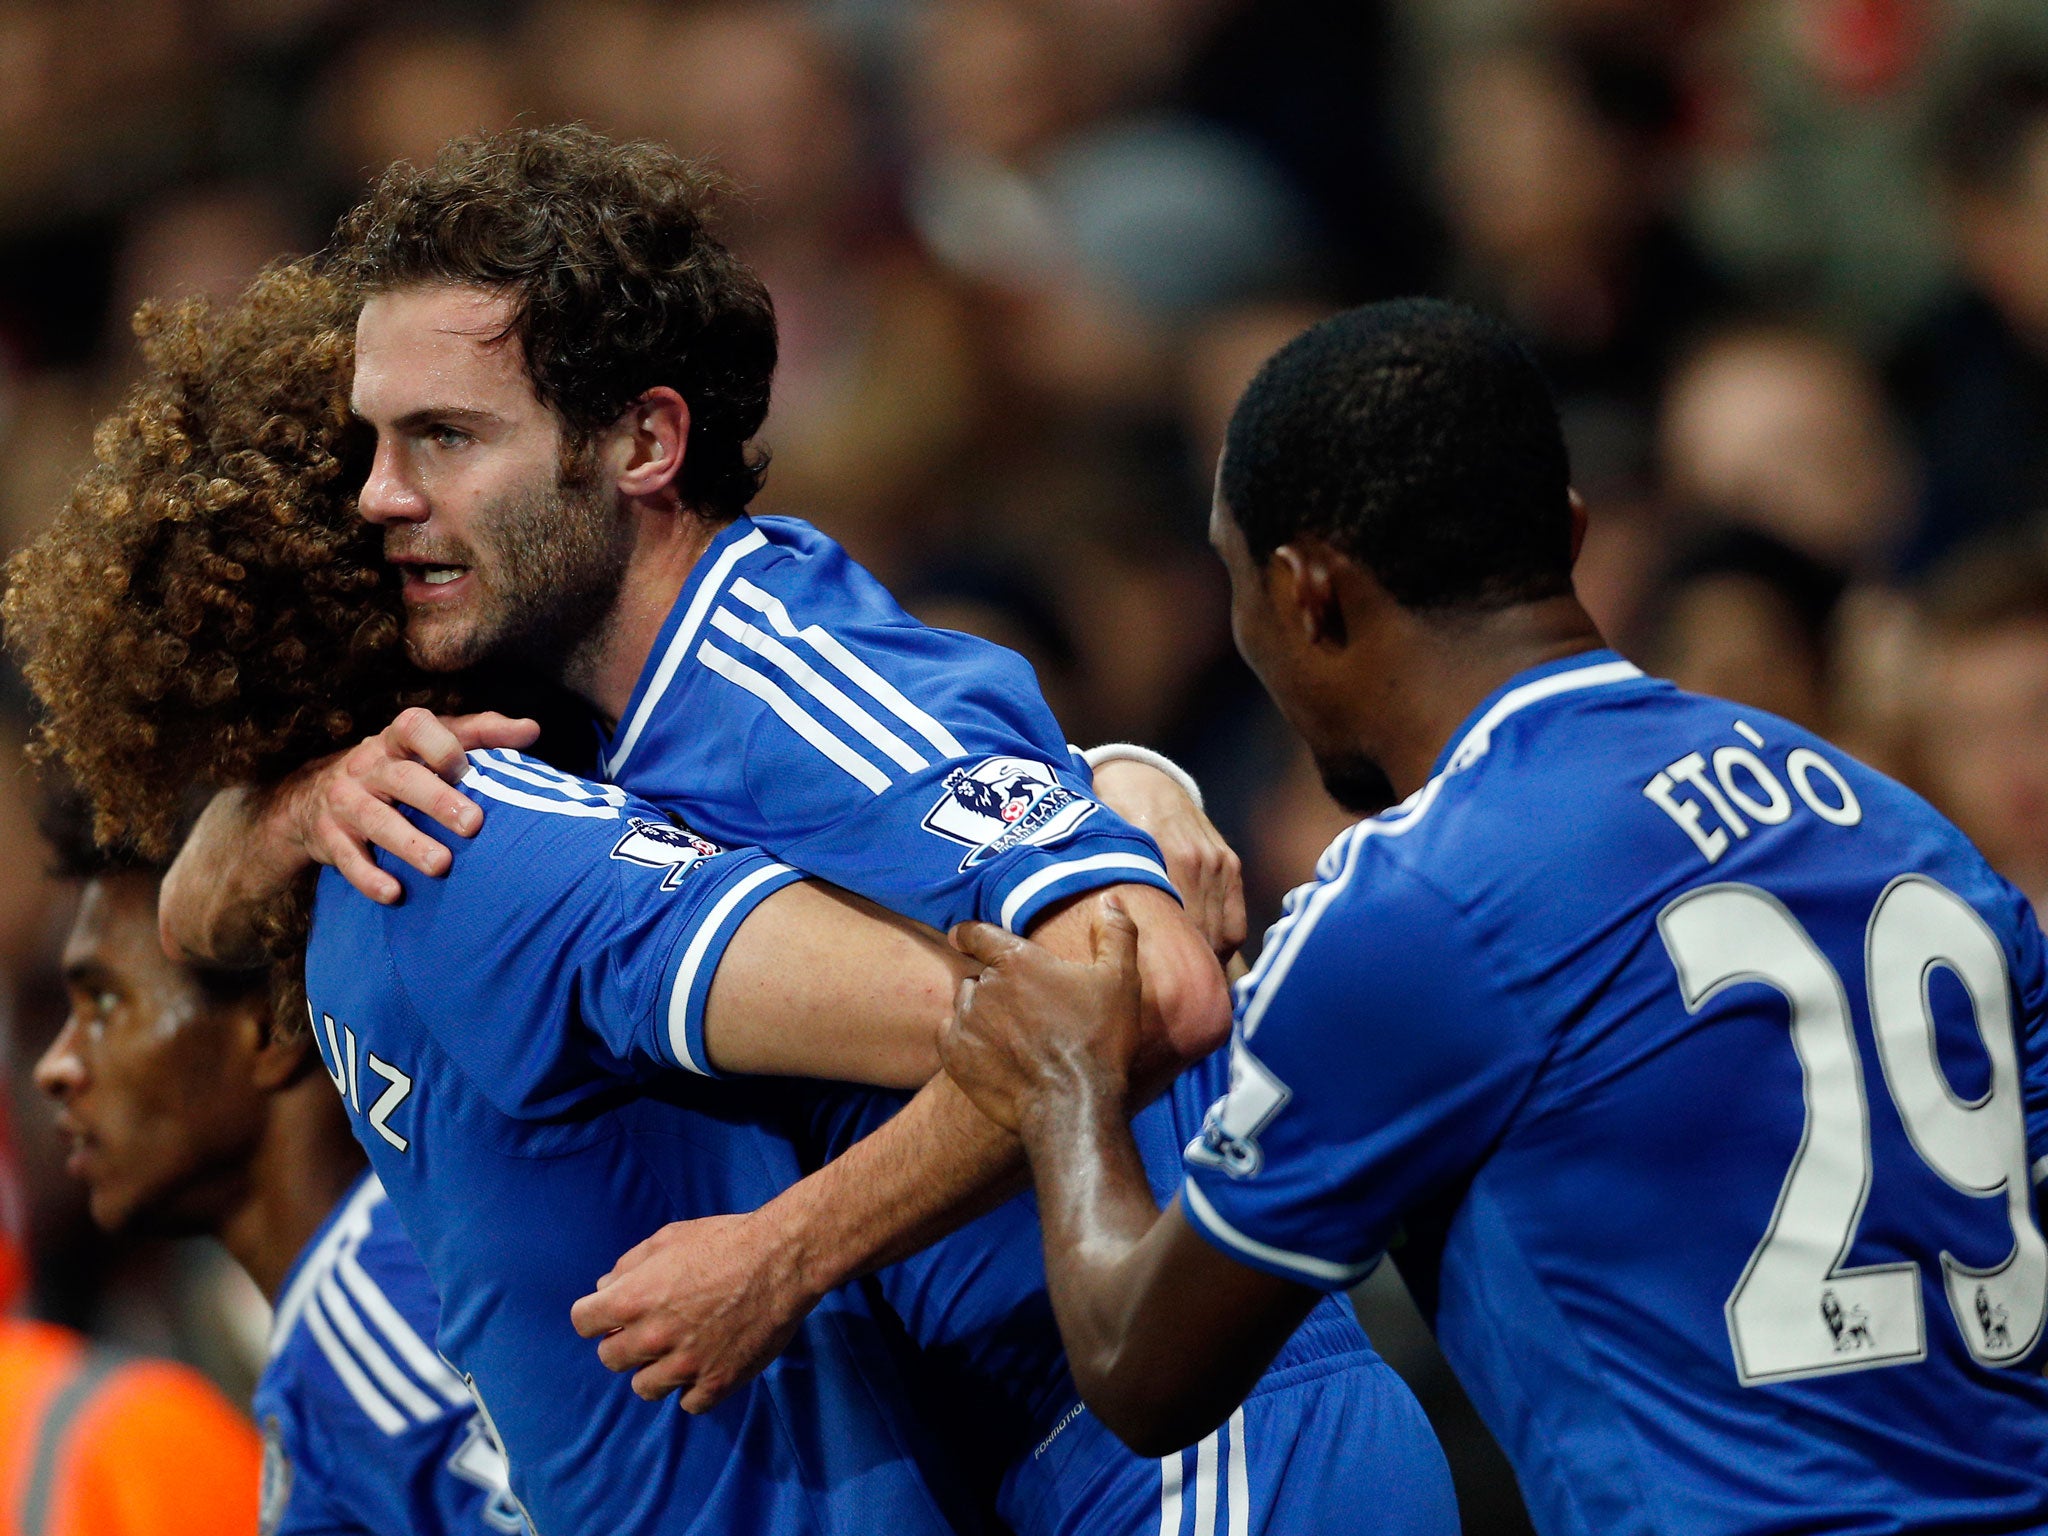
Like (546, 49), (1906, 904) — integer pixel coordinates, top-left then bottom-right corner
(597, 516), (1174, 933)
(301, 752), (963, 1536)
(254, 1173), (524, 1536)
(798, 1052), (1449, 1536)
(1183, 651), (2048, 1535)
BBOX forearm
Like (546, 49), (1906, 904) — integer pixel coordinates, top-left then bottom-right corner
(1020, 1082), (1307, 1455)
(760, 1072), (1025, 1297)
(1037, 884), (1231, 1075)
(159, 786), (309, 965)
(703, 883), (967, 1087)
(1016, 1067), (1174, 1432)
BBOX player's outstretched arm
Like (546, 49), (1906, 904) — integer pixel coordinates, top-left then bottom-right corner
(159, 709), (538, 964)
(942, 902), (1321, 1455)
(701, 877), (1224, 1085)
(700, 883), (968, 1086)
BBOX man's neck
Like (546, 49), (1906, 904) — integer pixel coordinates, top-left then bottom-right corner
(215, 1082), (368, 1305)
(1362, 596), (1606, 801)
(566, 508), (728, 726)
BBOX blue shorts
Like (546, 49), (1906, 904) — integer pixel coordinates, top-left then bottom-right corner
(1000, 1318), (1456, 1536)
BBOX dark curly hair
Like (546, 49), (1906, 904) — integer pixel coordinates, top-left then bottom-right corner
(3, 259), (445, 868)
(332, 124), (778, 517)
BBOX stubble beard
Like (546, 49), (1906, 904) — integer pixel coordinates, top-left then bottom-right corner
(402, 464), (635, 690)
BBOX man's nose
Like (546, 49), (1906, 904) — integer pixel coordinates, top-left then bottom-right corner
(34, 1016), (87, 1100)
(359, 440), (428, 524)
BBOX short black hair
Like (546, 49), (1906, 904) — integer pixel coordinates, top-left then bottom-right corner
(1219, 299), (1575, 612)
(40, 780), (160, 884)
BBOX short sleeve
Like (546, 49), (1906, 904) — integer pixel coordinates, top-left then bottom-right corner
(379, 752), (801, 1117)
(741, 719), (1179, 934)
(1181, 855), (1546, 1291)
(601, 522), (1179, 934)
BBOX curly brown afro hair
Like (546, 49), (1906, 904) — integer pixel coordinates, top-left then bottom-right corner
(4, 259), (446, 865)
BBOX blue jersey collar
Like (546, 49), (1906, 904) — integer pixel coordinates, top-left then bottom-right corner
(1428, 648), (1645, 780)
(601, 516), (764, 779)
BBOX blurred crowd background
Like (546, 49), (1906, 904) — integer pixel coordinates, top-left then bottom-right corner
(5, 0), (2048, 1528)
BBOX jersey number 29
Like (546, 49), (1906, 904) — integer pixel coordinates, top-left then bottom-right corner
(1660, 875), (2046, 1385)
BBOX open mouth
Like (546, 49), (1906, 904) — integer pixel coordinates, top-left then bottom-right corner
(395, 561), (473, 601)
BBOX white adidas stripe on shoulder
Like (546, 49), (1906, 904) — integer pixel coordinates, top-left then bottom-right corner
(460, 752), (626, 820)
(273, 1177), (465, 1435)
(697, 641), (893, 794)
(1237, 656), (1642, 1038)
(707, 607), (930, 773)
(691, 574), (994, 795)
(727, 578), (967, 758)
(335, 1244), (469, 1407)
(271, 1177), (384, 1359)
(609, 528), (770, 776)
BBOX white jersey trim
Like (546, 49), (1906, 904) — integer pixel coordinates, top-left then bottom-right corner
(1443, 657), (1643, 773)
(997, 852), (1173, 933)
(666, 860), (799, 1073)
(608, 528), (769, 776)
(708, 606), (931, 773)
(2034, 1155), (2048, 1188)
(728, 578), (968, 759)
(270, 1176), (465, 1436)
(1238, 655), (1643, 1039)
(697, 641), (892, 794)
(1183, 1178), (1378, 1288)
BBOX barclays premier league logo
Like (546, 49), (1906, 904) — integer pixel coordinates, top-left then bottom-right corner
(609, 817), (723, 888)
(922, 756), (1097, 871)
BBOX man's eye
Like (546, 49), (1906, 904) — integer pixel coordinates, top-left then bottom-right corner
(426, 425), (470, 448)
(94, 990), (119, 1017)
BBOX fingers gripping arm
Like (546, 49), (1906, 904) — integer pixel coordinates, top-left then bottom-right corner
(943, 902), (1318, 1454)
(157, 710), (538, 964)
(569, 881), (1225, 1410)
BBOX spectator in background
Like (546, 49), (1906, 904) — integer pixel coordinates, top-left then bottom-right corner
(1641, 524), (1846, 735)
(1893, 60), (2048, 570)
(1660, 319), (1912, 573)
(901, 0), (1312, 426)
(1432, 29), (1726, 495)
(0, 1087), (260, 1536)
(643, 1), (978, 580)
(1905, 531), (2048, 919)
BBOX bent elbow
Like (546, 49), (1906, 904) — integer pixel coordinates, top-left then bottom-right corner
(1148, 943), (1232, 1065)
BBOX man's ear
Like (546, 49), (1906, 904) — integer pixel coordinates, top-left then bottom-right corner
(608, 386), (691, 501)
(247, 1003), (315, 1093)
(1269, 542), (1348, 649)
(1569, 489), (1589, 564)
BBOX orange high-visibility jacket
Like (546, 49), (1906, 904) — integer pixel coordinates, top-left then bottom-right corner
(0, 1317), (260, 1536)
